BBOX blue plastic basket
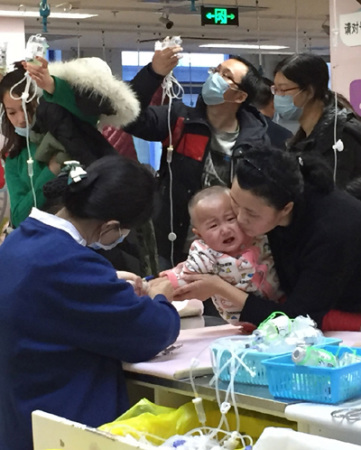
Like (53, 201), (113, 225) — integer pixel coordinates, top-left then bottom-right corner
(262, 345), (361, 404)
(210, 337), (342, 386)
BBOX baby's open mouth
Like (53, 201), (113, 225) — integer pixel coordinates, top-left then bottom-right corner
(223, 237), (234, 244)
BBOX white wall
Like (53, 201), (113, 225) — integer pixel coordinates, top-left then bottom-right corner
(330, 0), (361, 114)
(0, 18), (26, 69)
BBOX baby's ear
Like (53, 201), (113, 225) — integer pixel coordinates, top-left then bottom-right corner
(192, 227), (201, 238)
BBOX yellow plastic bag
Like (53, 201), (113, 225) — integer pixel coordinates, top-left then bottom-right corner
(99, 398), (210, 444)
(99, 398), (296, 445)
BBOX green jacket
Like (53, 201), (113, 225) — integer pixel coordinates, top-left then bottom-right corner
(6, 77), (90, 228)
(5, 142), (54, 228)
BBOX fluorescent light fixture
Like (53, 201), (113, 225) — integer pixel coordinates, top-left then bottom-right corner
(0, 10), (97, 19)
(199, 43), (289, 50)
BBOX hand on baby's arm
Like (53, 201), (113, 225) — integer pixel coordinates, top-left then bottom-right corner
(116, 271), (149, 296)
(148, 277), (174, 300)
(173, 273), (223, 301)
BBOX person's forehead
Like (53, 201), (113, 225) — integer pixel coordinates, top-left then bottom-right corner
(231, 181), (272, 211)
(195, 193), (231, 217)
(3, 91), (22, 109)
(274, 71), (296, 87)
(231, 180), (257, 205)
(220, 59), (248, 78)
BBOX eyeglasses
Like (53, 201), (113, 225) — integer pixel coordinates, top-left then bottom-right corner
(270, 85), (300, 96)
(208, 66), (241, 90)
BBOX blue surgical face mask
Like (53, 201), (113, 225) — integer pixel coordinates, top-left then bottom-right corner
(14, 115), (35, 137)
(273, 94), (302, 121)
(89, 228), (130, 251)
(202, 72), (230, 105)
(14, 126), (31, 137)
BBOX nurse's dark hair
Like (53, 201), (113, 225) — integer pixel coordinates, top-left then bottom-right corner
(43, 155), (156, 228)
(229, 55), (262, 105)
(234, 146), (334, 210)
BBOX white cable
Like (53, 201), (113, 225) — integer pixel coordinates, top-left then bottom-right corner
(332, 90), (344, 183)
(295, 0), (299, 54)
(333, 91), (338, 182)
(22, 88), (37, 209)
(160, 55), (184, 267)
(189, 341), (216, 399)
(10, 72), (38, 209)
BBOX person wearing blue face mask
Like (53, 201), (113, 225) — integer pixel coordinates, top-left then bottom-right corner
(0, 57), (139, 229)
(273, 53), (361, 188)
(0, 60), (63, 227)
(0, 155), (180, 450)
(125, 48), (288, 270)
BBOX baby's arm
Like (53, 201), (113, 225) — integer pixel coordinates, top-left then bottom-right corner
(183, 240), (218, 275)
(161, 240), (217, 287)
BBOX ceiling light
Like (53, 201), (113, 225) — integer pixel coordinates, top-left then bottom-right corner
(0, 10), (97, 19)
(199, 43), (289, 50)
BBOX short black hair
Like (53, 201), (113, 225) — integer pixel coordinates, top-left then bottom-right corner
(229, 55), (263, 105)
(253, 77), (273, 110)
(235, 146), (334, 210)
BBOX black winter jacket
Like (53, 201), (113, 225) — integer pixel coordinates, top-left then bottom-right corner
(242, 188), (361, 328)
(34, 99), (117, 167)
(287, 104), (361, 188)
(126, 64), (283, 264)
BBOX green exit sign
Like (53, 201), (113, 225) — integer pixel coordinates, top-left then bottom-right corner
(201, 6), (239, 26)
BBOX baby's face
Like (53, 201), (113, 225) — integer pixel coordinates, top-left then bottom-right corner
(192, 192), (249, 256)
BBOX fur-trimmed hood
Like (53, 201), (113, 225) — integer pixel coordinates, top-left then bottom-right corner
(48, 57), (140, 129)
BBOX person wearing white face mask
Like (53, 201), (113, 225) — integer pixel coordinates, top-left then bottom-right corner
(273, 53), (361, 188)
(125, 49), (288, 269)
(0, 155), (180, 450)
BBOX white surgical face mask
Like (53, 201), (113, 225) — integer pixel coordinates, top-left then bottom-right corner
(89, 228), (130, 251)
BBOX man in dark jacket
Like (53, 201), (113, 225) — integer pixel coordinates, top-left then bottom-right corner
(125, 48), (287, 268)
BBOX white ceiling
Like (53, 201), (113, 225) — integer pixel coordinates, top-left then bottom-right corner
(2, 0), (331, 56)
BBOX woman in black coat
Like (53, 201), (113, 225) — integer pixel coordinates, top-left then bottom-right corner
(174, 146), (361, 331)
(273, 53), (361, 188)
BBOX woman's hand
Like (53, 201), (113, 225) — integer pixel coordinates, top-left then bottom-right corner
(148, 277), (174, 300)
(116, 271), (146, 296)
(173, 273), (249, 311)
(23, 56), (55, 94)
(48, 154), (62, 175)
(151, 45), (182, 76)
(173, 273), (223, 301)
